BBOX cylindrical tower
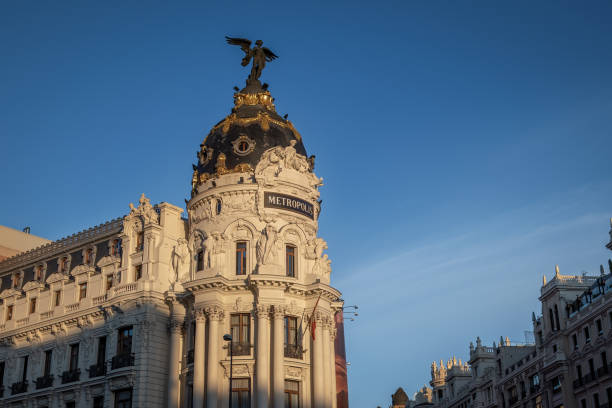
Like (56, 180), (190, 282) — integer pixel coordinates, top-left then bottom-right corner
(178, 71), (343, 408)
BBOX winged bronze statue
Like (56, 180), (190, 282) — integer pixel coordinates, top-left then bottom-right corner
(225, 36), (278, 85)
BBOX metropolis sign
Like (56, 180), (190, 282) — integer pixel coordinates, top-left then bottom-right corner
(264, 192), (314, 219)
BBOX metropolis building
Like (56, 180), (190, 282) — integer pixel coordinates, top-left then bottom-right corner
(0, 54), (347, 408)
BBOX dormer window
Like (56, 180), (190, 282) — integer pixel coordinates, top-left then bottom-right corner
(59, 257), (68, 273)
(29, 298), (37, 314)
(6, 305), (14, 321)
(11, 272), (22, 289)
(85, 248), (94, 265)
(110, 239), (121, 256)
(35, 265), (44, 281)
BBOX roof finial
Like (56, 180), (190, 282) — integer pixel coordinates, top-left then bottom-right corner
(555, 265), (560, 277)
(543, 275), (547, 285)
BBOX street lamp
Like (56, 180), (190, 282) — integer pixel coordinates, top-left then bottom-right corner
(223, 333), (233, 408)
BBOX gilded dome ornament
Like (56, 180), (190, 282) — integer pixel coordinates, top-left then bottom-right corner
(225, 36), (278, 87)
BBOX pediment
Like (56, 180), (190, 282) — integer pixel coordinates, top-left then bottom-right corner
(70, 264), (96, 277)
(46, 272), (70, 284)
(97, 255), (120, 268)
(0, 288), (21, 299)
(22, 280), (44, 292)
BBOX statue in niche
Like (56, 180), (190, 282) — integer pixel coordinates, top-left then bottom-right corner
(172, 238), (191, 285)
(312, 238), (331, 276)
(202, 234), (214, 269)
(256, 224), (278, 265)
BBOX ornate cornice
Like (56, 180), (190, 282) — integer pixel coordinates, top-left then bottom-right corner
(0, 218), (122, 274)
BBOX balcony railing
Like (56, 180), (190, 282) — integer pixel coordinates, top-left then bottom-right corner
(230, 342), (251, 356)
(35, 374), (54, 389)
(61, 369), (81, 384)
(111, 353), (135, 370)
(11, 381), (28, 395)
(284, 344), (303, 359)
(509, 396), (519, 406)
(89, 362), (107, 378)
(187, 349), (194, 364)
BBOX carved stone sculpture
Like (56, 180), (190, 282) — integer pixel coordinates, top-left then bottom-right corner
(172, 238), (190, 285)
(312, 238), (331, 276)
(256, 224), (278, 266)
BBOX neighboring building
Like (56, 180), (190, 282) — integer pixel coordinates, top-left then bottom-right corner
(394, 220), (612, 408)
(0, 68), (347, 406)
(0, 226), (50, 262)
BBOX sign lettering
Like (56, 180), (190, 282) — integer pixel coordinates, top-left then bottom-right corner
(264, 192), (314, 219)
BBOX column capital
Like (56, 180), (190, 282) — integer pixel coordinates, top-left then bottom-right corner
(194, 307), (207, 322)
(169, 320), (184, 334)
(272, 304), (287, 319)
(205, 305), (225, 321)
(255, 304), (271, 319)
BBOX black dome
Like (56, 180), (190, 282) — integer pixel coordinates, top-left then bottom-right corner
(195, 81), (307, 178)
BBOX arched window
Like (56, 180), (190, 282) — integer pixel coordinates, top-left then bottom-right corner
(216, 199), (222, 215)
(286, 245), (296, 277)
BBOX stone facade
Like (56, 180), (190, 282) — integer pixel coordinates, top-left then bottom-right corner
(0, 77), (345, 407)
(395, 220), (612, 408)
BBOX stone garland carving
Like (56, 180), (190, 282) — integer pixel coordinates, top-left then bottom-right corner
(254, 141), (323, 189)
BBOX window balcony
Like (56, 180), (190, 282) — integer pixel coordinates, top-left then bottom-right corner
(35, 375), (54, 389)
(509, 396), (519, 406)
(61, 369), (81, 384)
(88, 362), (107, 378)
(11, 381), (28, 395)
(111, 353), (135, 370)
(230, 342), (252, 356)
(284, 344), (303, 359)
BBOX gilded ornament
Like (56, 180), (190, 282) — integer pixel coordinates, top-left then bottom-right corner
(216, 153), (229, 176)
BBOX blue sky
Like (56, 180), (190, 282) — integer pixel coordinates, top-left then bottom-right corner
(1, 1), (612, 406)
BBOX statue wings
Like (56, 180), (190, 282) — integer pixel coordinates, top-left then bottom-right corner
(225, 36), (279, 62)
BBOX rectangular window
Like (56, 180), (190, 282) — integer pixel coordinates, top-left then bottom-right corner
(577, 364), (583, 379)
(594, 393), (600, 408)
(117, 326), (133, 355)
(585, 326), (591, 343)
(69, 343), (79, 371)
(572, 334), (578, 350)
(589, 359), (595, 377)
(236, 242), (247, 275)
(597, 319), (603, 335)
(44, 350), (52, 376)
(106, 275), (113, 290)
(602, 352), (609, 374)
(66, 402), (75, 408)
(111, 239), (121, 256)
(54, 290), (62, 306)
(93, 396), (104, 408)
(136, 232), (144, 252)
(231, 378), (251, 408)
(581, 400), (587, 408)
(29, 298), (37, 314)
(135, 265), (142, 280)
(6, 304), (14, 321)
(22, 355), (28, 383)
(98, 336), (107, 366)
(286, 245), (296, 277)
(114, 388), (133, 408)
(285, 380), (300, 408)
(552, 377), (561, 393)
(606, 388), (612, 406)
(231, 313), (250, 345)
(79, 283), (87, 300)
(0, 361), (4, 387)
(285, 316), (298, 346)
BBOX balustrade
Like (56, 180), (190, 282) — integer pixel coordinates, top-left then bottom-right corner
(61, 369), (81, 384)
(11, 381), (28, 395)
(111, 353), (135, 370)
(35, 375), (54, 389)
(284, 344), (303, 359)
(89, 362), (107, 378)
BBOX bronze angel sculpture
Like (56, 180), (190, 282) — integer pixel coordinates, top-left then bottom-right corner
(225, 36), (278, 84)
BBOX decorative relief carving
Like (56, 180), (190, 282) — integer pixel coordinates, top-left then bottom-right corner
(286, 366), (302, 379)
(22, 280), (44, 292)
(255, 141), (323, 189)
(125, 193), (159, 226)
(311, 238), (331, 276)
(198, 145), (214, 166)
(256, 224), (280, 266)
(220, 361), (255, 378)
(97, 255), (120, 268)
(255, 304), (271, 319)
(272, 304), (287, 319)
(70, 264), (96, 278)
(232, 134), (256, 156)
(194, 307), (207, 322)
(205, 305), (225, 321)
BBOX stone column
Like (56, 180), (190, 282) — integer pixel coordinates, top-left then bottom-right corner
(256, 305), (271, 408)
(330, 321), (338, 408)
(206, 306), (224, 408)
(322, 317), (332, 408)
(193, 309), (206, 408)
(312, 312), (325, 408)
(272, 305), (285, 408)
(167, 319), (183, 408)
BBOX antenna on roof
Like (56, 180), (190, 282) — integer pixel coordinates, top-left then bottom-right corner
(22, 227), (30, 234)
